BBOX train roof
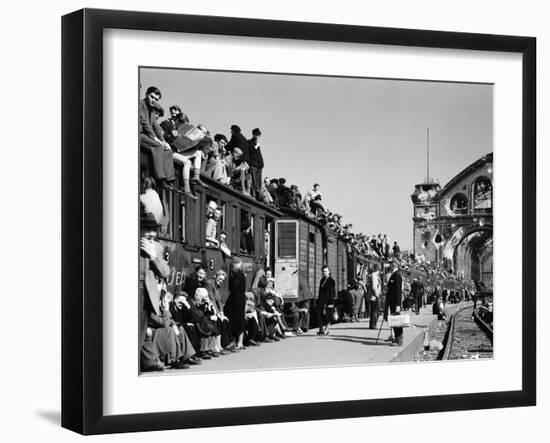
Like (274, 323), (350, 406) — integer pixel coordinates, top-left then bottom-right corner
(200, 175), (283, 218)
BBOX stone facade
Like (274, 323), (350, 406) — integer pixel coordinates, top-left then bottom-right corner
(411, 153), (493, 283)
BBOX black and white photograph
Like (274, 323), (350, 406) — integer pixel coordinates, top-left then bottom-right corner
(138, 67), (494, 374)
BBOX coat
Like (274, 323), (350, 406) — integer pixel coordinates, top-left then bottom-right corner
(247, 139), (264, 168)
(386, 270), (403, 313)
(138, 99), (164, 142)
(139, 241), (170, 315)
(318, 276), (336, 305)
(226, 132), (250, 161)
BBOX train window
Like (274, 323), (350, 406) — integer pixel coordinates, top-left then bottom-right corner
(219, 201), (226, 231)
(276, 221), (297, 259)
(240, 209), (255, 255)
(179, 201), (186, 242)
(309, 232), (315, 243)
(159, 191), (174, 238)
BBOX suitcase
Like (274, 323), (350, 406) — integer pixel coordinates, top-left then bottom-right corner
(388, 314), (411, 328)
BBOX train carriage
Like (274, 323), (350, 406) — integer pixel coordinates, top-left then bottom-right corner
(273, 211), (324, 301)
(153, 172), (281, 299)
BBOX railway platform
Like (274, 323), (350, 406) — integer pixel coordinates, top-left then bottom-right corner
(162, 306), (442, 375)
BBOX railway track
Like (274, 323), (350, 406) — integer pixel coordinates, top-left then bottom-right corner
(441, 304), (493, 360)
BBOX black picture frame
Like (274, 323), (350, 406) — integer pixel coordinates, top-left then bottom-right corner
(61, 8), (536, 435)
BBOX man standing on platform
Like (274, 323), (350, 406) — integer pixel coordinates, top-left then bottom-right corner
(368, 264), (382, 329)
(386, 260), (404, 346)
(412, 276), (425, 315)
(316, 265), (335, 335)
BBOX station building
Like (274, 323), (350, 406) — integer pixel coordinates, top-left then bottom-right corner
(411, 153), (493, 286)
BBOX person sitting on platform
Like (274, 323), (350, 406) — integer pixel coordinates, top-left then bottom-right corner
(170, 291), (204, 360)
(284, 301), (310, 334)
(189, 287), (223, 358)
(183, 264), (207, 301)
(139, 86), (175, 189)
(265, 278), (294, 337)
(205, 270), (235, 353)
(141, 292), (199, 370)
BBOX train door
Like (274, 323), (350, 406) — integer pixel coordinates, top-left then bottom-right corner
(274, 220), (299, 298)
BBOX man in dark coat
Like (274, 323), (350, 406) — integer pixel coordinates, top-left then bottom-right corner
(225, 125), (250, 161)
(247, 128), (264, 200)
(138, 86), (175, 187)
(411, 277), (425, 315)
(386, 261), (404, 346)
(267, 178), (280, 207)
(317, 266), (336, 335)
(277, 178), (293, 208)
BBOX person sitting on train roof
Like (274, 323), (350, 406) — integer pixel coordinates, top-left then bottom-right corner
(171, 123), (211, 200)
(139, 86), (175, 190)
(248, 128), (264, 201)
(266, 178), (280, 207)
(289, 185), (306, 213)
(160, 104), (190, 146)
(304, 183), (327, 217)
(226, 124), (250, 161)
(183, 265), (207, 304)
(276, 178), (293, 208)
(227, 147), (252, 196)
(204, 134), (230, 184)
(259, 177), (275, 206)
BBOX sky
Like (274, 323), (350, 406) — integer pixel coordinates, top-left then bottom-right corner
(140, 68), (493, 250)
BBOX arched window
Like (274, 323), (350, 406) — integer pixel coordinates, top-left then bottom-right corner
(450, 193), (468, 214)
(472, 177), (493, 210)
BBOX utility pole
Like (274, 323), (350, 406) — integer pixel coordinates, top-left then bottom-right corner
(426, 127), (430, 182)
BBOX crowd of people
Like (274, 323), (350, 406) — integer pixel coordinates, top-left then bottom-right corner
(140, 213), (311, 372)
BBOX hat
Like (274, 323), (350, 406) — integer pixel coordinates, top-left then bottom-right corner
(252, 128), (262, 136)
(230, 124), (241, 133)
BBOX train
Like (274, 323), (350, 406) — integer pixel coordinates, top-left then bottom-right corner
(143, 162), (381, 323)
